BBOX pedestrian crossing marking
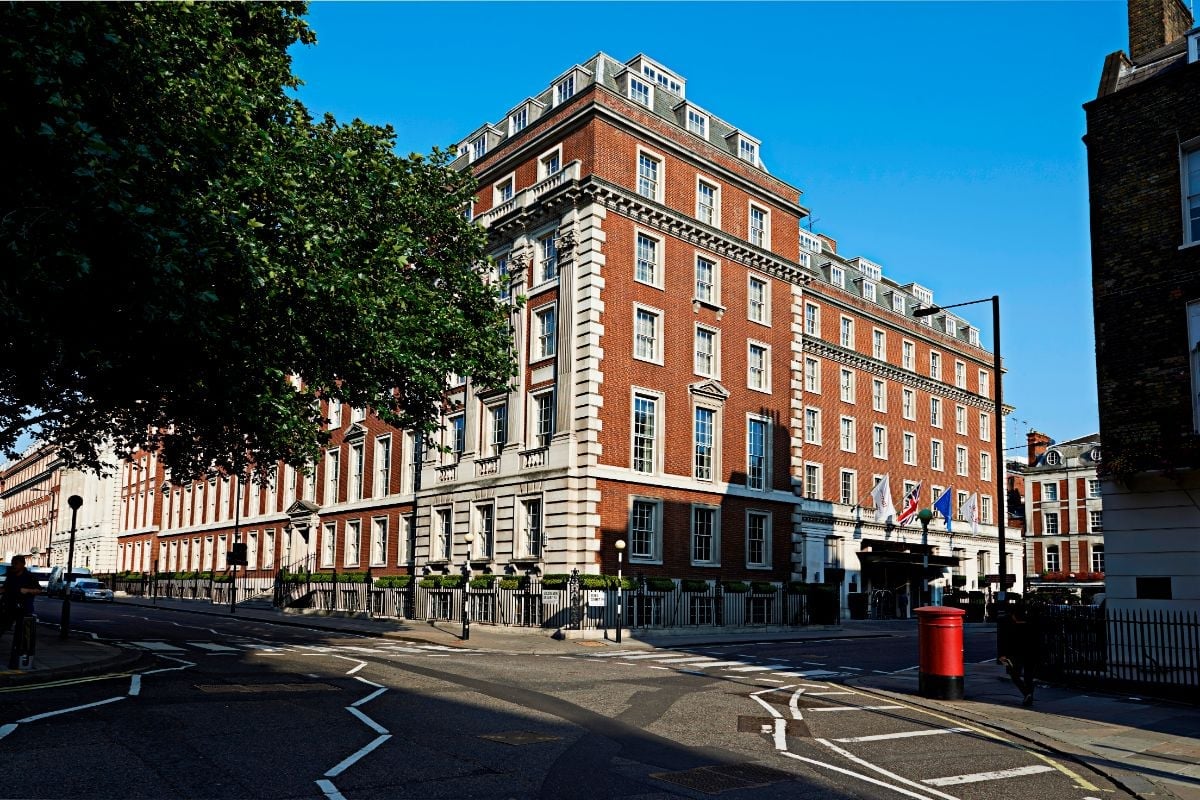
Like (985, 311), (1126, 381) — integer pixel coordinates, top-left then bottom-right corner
(727, 665), (774, 673)
(129, 641), (184, 651)
(187, 642), (239, 652)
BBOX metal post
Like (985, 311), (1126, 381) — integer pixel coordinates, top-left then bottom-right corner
(231, 472), (242, 614)
(462, 532), (474, 641)
(992, 295), (1008, 620)
(59, 495), (83, 639)
(615, 540), (625, 644)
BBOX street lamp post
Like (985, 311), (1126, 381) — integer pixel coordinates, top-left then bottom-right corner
(615, 539), (626, 644)
(462, 532), (474, 641)
(59, 494), (83, 640)
(917, 508), (933, 607)
(230, 472), (244, 615)
(914, 296), (1008, 648)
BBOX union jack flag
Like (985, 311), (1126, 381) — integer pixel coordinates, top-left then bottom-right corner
(895, 481), (923, 526)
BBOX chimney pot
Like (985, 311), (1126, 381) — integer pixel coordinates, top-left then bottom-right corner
(1128, 0), (1194, 61)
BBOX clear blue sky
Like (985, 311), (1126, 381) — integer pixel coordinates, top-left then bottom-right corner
(289, 0), (1127, 454)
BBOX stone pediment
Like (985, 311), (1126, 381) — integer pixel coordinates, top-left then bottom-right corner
(286, 499), (319, 515)
(343, 421), (367, 443)
(689, 380), (730, 401)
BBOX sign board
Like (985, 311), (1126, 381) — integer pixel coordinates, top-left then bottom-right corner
(586, 590), (606, 607)
(226, 552), (248, 567)
(542, 589), (562, 604)
(984, 573), (1018, 587)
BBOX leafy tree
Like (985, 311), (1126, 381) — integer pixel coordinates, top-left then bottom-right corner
(0, 2), (514, 481)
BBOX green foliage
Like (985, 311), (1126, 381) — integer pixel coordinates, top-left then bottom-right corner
(0, 2), (516, 478)
(497, 576), (525, 590)
(373, 575), (412, 589)
(469, 574), (495, 590)
(786, 581), (809, 594)
(720, 580), (750, 594)
(418, 577), (439, 589)
(750, 581), (778, 594)
(438, 574), (465, 589)
(681, 578), (710, 593)
(644, 577), (677, 592)
(541, 574), (569, 588)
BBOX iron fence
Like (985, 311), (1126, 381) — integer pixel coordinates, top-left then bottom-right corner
(1033, 605), (1199, 700)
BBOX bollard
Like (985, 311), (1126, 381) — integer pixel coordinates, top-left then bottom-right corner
(915, 605), (965, 700)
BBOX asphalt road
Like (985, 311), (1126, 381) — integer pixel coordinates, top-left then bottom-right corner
(1, 602), (1132, 800)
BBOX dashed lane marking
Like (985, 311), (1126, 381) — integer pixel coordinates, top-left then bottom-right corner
(923, 764), (1056, 786)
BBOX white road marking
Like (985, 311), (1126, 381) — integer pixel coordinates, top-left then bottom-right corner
(652, 656), (717, 664)
(19, 696), (125, 723)
(128, 675), (142, 696)
(750, 687), (785, 718)
(788, 687), (806, 720)
(781, 751), (948, 800)
(129, 641), (184, 651)
(834, 727), (970, 743)
(0, 724), (17, 741)
(808, 691), (853, 695)
(923, 764), (1055, 786)
(755, 678), (785, 683)
(727, 665), (774, 673)
(837, 666), (863, 671)
(354, 677), (384, 689)
(619, 653), (682, 660)
(773, 717), (788, 750)
(315, 778), (348, 800)
(814, 738), (960, 800)
(586, 650), (647, 657)
(325, 734), (391, 777)
(346, 706), (387, 734)
(351, 688), (387, 707)
(188, 642), (239, 652)
(689, 660), (751, 669)
(810, 706), (906, 712)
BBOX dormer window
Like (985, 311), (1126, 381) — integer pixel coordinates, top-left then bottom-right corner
(555, 75), (575, 105)
(967, 327), (980, 347)
(509, 108), (528, 135)
(738, 137), (758, 165)
(830, 265), (845, 288)
(1045, 450), (1062, 466)
(891, 292), (905, 314)
(633, 57), (684, 97)
(799, 231), (821, 254)
(860, 279), (876, 302)
(1189, 29), (1200, 63)
(850, 257), (882, 281)
(686, 108), (708, 138)
(628, 76), (652, 107)
(943, 316), (957, 337)
(472, 137), (487, 161)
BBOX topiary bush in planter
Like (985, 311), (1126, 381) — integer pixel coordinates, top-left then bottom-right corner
(681, 578), (710, 593)
(374, 575), (412, 589)
(721, 580), (750, 594)
(469, 574), (496, 590)
(786, 580), (809, 594)
(750, 581), (778, 594)
(644, 577), (677, 592)
(439, 574), (465, 589)
(418, 576), (440, 589)
(541, 573), (569, 588)
(498, 576), (526, 590)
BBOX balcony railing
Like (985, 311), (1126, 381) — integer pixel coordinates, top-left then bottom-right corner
(475, 456), (501, 477)
(436, 464), (458, 483)
(475, 161), (580, 228)
(520, 447), (548, 469)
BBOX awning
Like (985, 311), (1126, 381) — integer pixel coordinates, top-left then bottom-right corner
(857, 551), (960, 569)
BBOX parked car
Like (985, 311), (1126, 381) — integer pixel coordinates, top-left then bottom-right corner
(68, 578), (114, 602)
(47, 566), (94, 598)
(29, 567), (53, 591)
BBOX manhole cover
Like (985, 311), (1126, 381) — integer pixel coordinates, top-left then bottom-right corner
(478, 730), (560, 746)
(652, 763), (792, 794)
(737, 715), (777, 733)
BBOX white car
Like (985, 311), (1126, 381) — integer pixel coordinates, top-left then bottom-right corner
(68, 579), (114, 602)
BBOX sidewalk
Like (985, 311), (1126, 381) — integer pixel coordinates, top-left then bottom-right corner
(5, 597), (1198, 800)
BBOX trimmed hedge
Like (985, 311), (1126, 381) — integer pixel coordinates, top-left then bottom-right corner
(681, 578), (710, 593)
(750, 581), (778, 594)
(469, 575), (496, 590)
(720, 580), (750, 594)
(374, 575), (412, 589)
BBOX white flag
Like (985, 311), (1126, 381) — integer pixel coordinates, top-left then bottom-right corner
(962, 492), (979, 535)
(870, 474), (896, 523)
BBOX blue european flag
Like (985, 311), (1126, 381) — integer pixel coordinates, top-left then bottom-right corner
(933, 486), (954, 531)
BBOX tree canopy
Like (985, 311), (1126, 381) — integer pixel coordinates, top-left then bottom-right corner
(0, 2), (514, 481)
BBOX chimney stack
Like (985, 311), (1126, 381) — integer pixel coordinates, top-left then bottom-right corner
(1128, 0), (1194, 61)
(1027, 431), (1053, 465)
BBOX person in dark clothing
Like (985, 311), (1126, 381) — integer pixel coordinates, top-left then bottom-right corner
(1, 555), (41, 669)
(998, 601), (1037, 706)
(897, 587), (910, 619)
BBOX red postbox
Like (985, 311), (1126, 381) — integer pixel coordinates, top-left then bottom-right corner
(915, 605), (965, 700)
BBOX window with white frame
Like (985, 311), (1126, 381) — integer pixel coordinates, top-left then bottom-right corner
(956, 445), (968, 476)
(555, 74), (575, 105)
(979, 494), (992, 524)
(955, 405), (967, 435)
(748, 342), (770, 391)
(324, 449), (340, 505)
(872, 378), (886, 412)
(903, 432), (916, 465)
(396, 515), (409, 566)
(979, 370), (990, 397)
(979, 411), (991, 441)
(448, 414), (465, 461)
(695, 255), (717, 303)
(804, 464), (821, 499)
(632, 392), (659, 473)
(637, 151), (661, 200)
(748, 275), (769, 324)
(686, 108), (708, 138)
(344, 519), (361, 566)
(472, 136), (486, 161)
(634, 306), (662, 363)
(747, 415), (769, 490)
(246, 532), (259, 570)
(748, 205), (768, 247)
(830, 265), (845, 288)
(804, 302), (819, 335)
(861, 280), (877, 302)
(840, 316), (854, 348)
(872, 329), (886, 360)
(533, 305), (556, 361)
(628, 76), (652, 106)
(696, 180), (719, 226)
(892, 292), (906, 314)
(534, 391), (554, 447)
(840, 416), (856, 452)
(930, 351), (942, 380)
(840, 469), (857, 505)
(1087, 479), (1101, 497)
(968, 327), (980, 346)
(347, 442), (364, 501)
(487, 402), (507, 456)
(694, 326), (717, 377)
(747, 510), (771, 567)
(522, 498), (543, 558)
(1044, 482), (1059, 501)
(475, 503), (494, 559)
(954, 360), (966, 388)
(980, 451), (991, 481)
(804, 408), (821, 445)
(538, 147), (561, 179)
(839, 367), (855, 403)
(691, 505), (719, 565)
(435, 508), (452, 561)
(371, 517), (387, 566)
(930, 397), (942, 427)
(1091, 541), (1105, 570)
(873, 425), (887, 459)
(635, 231), (660, 286)
(902, 340), (915, 370)
(494, 176), (514, 204)
(694, 405), (717, 481)
(630, 499), (661, 561)
(945, 317), (958, 337)
(537, 231), (558, 283)
(902, 388), (915, 420)
(739, 137), (758, 164)
(805, 357), (821, 393)
(1185, 144), (1200, 245)
(509, 107), (527, 135)
(372, 436), (391, 498)
(931, 439), (944, 471)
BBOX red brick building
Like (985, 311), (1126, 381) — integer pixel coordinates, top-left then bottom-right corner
(114, 53), (1013, 616)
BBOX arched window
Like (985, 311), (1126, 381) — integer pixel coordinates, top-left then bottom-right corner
(1045, 450), (1062, 466)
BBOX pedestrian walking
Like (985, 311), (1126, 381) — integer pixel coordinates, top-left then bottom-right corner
(897, 587), (909, 619)
(998, 600), (1038, 707)
(1, 555), (41, 669)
